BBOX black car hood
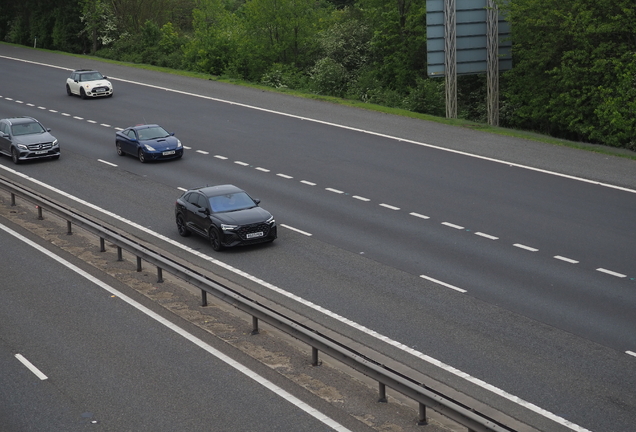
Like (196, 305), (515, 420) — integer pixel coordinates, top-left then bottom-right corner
(213, 207), (272, 225)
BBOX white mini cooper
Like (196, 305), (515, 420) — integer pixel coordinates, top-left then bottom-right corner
(66, 69), (113, 99)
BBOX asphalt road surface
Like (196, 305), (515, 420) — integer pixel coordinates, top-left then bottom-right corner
(1, 43), (635, 432)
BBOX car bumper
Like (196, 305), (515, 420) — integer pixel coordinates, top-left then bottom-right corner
(15, 148), (60, 161)
(143, 148), (184, 161)
(221, 224), (277, 248)
(86, 88), (113, 97)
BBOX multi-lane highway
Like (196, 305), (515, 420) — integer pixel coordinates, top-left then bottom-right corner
(1, 43), (635, 432)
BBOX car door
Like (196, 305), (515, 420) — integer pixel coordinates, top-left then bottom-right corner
(0, 122), (11, 154)
(120, 129), (138, 155)
(190, 193), (212, 235)
(69, 72), (80, 94)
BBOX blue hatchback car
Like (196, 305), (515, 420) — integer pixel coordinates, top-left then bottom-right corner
(115, 124), (183, 163)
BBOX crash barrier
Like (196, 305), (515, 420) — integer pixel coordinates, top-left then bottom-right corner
(1, 176), (518, 432)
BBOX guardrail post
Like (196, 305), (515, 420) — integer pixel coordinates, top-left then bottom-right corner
(378, 383), (387, 403)
(417, 403), (427, 425)
(312, 347), (319, 366)
(251, 316), (259, 335)
(99, 237), (105, 252)
(201, 290), (207, 307)
(10, 193), (16, 206)
(66, 220), (72, 235)
(117, 247), (123, 261)
(137, 256), (142, 271)
(157, 267), (163, 283)
(36, 205), (43, 220)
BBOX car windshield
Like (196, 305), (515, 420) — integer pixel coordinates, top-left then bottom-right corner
(79, 72), (104, 81)
(209, 192), (255, 213)
(137, 126), (169, 140)
(11, 121), (45, 136)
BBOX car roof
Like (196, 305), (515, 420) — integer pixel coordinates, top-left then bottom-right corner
(193, 185), (244, 197)
(130, 124), (160, 130)
(74, 69), (99, 73)
(2, 116), (38, 125)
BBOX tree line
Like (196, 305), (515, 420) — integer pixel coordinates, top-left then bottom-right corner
(1, 0), (633, 149)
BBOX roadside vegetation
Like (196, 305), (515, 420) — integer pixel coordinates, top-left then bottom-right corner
(1, 0), (634, 152)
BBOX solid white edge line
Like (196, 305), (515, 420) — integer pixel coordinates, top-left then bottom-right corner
(475, 232), (498, 240)
(442, 222), (464, 230)
(513, 243), (539, 252)
(626, 351), (636, 358)
(554, 255), (579, 264)
(97, 159), (117, 167)
(420, 275), (467, 293)
(15, 354), (48, 380)
(0, 222), (351, 432)
(596, 268), (626, 278)
(281, 224), (312, 236)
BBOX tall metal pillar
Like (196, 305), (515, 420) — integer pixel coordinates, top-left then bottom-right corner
(486, 0), (499, 126)
(444, 0), (457, 119)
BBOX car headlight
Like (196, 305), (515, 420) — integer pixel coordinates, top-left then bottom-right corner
(266, 216), (275, 225)
(52, 139), (58, 146)
(144, 144), (156, 151)
(221, 224), (238, 231)
(17, 144), (28, 150)
(176, 139), (182, 148)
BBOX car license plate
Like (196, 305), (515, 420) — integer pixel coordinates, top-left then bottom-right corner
(35, 150), (47, 154)
(246, 232), (264, 239)
(96, 88), (105, 93)
(162, 150), (175, 155)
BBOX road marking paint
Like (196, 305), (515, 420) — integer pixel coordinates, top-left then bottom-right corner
(475, 232), (498, 240)
(15, 354), (48, 380)
(234, 161), (249, 166)
(301, 180), (316, 186)
(256, 167), (270, 172)
(62, 113), (71, 116)
(281, 224), (312, 236)
(409, 212), (429, 219)
(5, 97), (13, 100)
(73, 116), (83, 120)
(87, 120), (97, 124)
(177, 187), (187, 191)
(1, 223), (350, 432)
(554, 256), (579, 264)
(49, 109), (57, 112)
(16, 100), (23, 103)
(379, 203), (400, 210)
(353, 196), (370, 201)
(596, 268), (626, 278)
(277, 173), (293, 179)
(196, 150), (209, 155)
(627, 351), (636, 358)
(183, 146), (192, 150)
(38, 106), (45, 109)
(442, 222), (464, 230)
(514, 244), (539, 252)
(214, 155), (228, 159)
(420, 275), (467, 293)
(27, 103), (35, 106)
(326, 188), (344, 194)
(98, 159), (117, 167)
(100, 123), (111, 127)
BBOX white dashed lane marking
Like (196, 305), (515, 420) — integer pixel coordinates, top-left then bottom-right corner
(475, 232), (498, 240)
(301, 180), (316, 186)
(353, 196), (370, 202)
(410, 212), (429, 219)
(514, 244), (539, 252)
(281, 224), (312, 236)
(256, 167), (270, 172)
(420, 275), (467, 293)
(235, 161), (249, 166)
(597, 268), (626, 278)
(326, 188), (344, 194)
(379, 203), (400, 210)
(214, 155), (228, 160)
(196, 150), (209, 155)
(554, 256), (579, 264)
(98, 159), (117, 167)
(277, 173), (293, 179)
(442, 222), (464, 230)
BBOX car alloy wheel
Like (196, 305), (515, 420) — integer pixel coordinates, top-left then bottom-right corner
(176, 215), (191, 237)
(116, 142), (125, 156)
(11, 148), (20, 164)
(138, 150), (146, 163)
(66, 84), (72, 96)
(209, 227), (223, 251)
(80, 88), (87, 99)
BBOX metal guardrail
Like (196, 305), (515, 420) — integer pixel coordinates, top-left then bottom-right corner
(0, 175), (519, 432)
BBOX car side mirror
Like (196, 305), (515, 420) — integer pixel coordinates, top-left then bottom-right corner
(170, 132), (175, 136)
(46, 128), (51, 132)
(103, 76), (108, 79)
(197, 207), (209, 215)
(0, 132), (7, 138)
(254, 199), (261, 205)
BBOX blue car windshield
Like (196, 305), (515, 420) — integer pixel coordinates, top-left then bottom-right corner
(137, 126), (169, 140)
(209, 192), (255, 213)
